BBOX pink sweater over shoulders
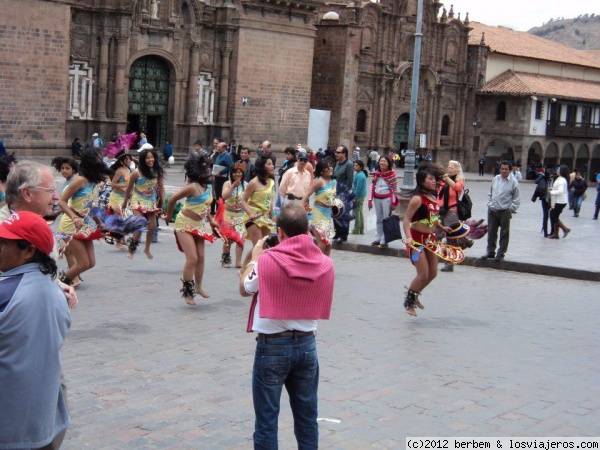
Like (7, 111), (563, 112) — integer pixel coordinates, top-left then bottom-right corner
(257, 234), (334, 320)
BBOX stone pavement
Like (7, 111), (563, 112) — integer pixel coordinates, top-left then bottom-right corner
(337, 170), (600, 282)
(26, 158), (600, 447)
(59, 241), (599, 449)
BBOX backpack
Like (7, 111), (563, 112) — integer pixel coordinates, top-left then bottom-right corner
(457, 189), (473, 221)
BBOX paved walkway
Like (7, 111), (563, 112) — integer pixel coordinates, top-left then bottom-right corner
(338, 170), (600, 281)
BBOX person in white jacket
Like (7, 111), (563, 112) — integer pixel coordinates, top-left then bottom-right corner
(547, 165), (571, 239)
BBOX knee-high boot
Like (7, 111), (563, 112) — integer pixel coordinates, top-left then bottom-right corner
(557, 220), (571, 238)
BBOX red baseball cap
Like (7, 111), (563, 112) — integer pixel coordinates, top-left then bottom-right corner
(0, 211), (54, 255)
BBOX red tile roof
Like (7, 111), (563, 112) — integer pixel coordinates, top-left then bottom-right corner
(469, 22), (600, 70)
(480, 70), (600, 102)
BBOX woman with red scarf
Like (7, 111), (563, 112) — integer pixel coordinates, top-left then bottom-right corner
(368, 156), (398, 248)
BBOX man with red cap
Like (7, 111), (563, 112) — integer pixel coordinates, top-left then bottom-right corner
(0, 211), (72, 449)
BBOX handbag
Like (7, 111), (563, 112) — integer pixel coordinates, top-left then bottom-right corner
(457, 189), (472, 221)
(382, 215), (402, 243)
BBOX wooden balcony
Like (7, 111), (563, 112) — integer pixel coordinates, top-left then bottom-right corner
(546, 121), (600, 139)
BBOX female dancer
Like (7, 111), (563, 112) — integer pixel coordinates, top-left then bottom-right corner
(163, 155), (217, 305)
(105, 150), (133, 248)
(368, 155), (398, 249)
(51, 157), (80, 284)
(122, 148), (165, 259)
(0, 153), (17, 210)
(241, 155), (276, 245)
(58, 150), (114, 286)
(221, 166), (247, 268)
(547, 165), (571, 239)
(351, 160), (368, 235)
(436, 160), (465, 272)
(402, 165), (451, 317)
(301, 160), (336, 256)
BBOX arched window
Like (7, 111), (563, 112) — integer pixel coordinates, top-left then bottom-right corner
(356, 109), (367, 132)
(441, 115), (450, 136)
(496, 101), (507, 121)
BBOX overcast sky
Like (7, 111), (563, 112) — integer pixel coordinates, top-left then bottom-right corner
(446, 0), (599, 31)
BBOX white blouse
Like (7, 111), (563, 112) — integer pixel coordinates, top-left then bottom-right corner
(550, 176), (568, 205)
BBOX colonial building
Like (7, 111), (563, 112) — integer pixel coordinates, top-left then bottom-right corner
(311, 1), (473, 165)
(1, 0), (319, 155)
(468, 22), (600, 180)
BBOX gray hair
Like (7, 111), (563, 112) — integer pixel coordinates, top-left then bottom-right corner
(5, 160), (45, 208)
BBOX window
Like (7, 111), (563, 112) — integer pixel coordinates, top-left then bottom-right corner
(68, 61), (93, 119)
(535, 101), (543, 120)
(356, 109), (367, 132)
(196, 72), (215, 124)
(496, 101), (506, 121)
(441, 115), (450, 136)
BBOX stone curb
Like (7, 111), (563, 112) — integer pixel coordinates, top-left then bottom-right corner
(332, 241), (600, 282)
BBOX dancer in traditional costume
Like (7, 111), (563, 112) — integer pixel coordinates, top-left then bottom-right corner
(57, 150), (113, 286)
(51, 157), (80, 284)
(301, 160), (336, 256)
(401, 165), (452, 317)
(241, 155), (276, 245)
(163, 155), (217, 305)
(220, 166), (247, 268)
(105, 150), (133, 249)
(122, 148), (165, 260)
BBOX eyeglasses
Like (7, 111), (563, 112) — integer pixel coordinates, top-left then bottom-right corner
(31, 186), (57, 194)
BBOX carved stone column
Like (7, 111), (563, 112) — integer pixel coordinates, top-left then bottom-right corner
(458, 88), (468, 148)
(218, 47), (232, 124)
(96, 33), (111, 120)
(114, 33), (129, 121)
(187, 42), (200, 123)
(387, 80), (397, 146)
(376, 80), (386, 145)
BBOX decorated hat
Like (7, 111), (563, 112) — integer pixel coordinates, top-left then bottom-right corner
(0, 211), (54, 255)
(445, 221), (471, 240)
(115, 148), (129, 159)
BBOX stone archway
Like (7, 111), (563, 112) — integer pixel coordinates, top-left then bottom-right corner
(393, 113), (410, 151)
(575, 144), (590, 177)
(560, 143), (575, 170)
(127, 55), (171, 147)
(544, 142), (559, 167)
(527, 141), (543, 166)
(590, 145), (600, 181)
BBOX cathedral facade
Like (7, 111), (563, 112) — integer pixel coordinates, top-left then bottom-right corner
(1, 0), (474, 162)
(311, 1), (473, 164)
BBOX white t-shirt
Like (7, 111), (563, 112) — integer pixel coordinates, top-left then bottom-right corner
(244, 262), (317, 334)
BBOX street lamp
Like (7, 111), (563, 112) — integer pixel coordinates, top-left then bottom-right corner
(400, 0), (423, 193)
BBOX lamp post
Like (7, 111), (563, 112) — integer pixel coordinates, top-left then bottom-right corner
(400, 0), (423, 193)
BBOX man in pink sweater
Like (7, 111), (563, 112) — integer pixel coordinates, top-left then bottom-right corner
(239, 202), (335, 450)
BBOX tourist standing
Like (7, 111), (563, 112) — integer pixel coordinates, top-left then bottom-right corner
(333, 145), (353, 243)
(481, 161), (521, 260)
(239, 202), (334, 450)
(368, 156), (397, 249)
(211, 141), (233, 215)
(437, 160), (465, 272)
(279, 149), (311, 203)
(569, 170), (588, 217)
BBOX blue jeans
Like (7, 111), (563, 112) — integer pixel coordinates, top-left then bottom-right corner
(253, 334), (319, 450)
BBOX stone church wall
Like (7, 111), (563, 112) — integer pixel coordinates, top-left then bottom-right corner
(230, 24), (315, 149)
(0, 0), (70, 155)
